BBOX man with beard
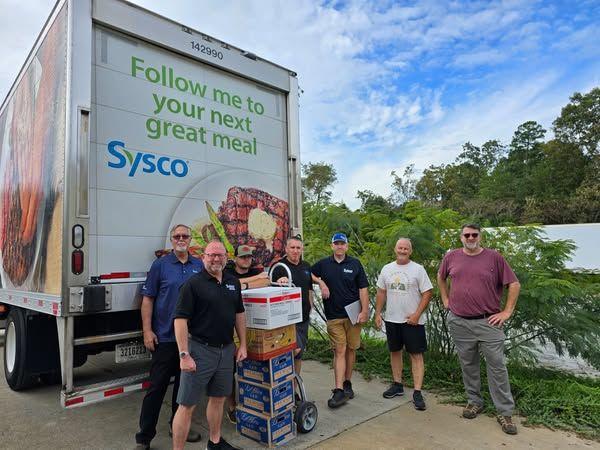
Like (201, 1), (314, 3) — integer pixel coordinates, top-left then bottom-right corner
(171, 241), (247, 450)
(135, 225), (203, 449)
(437, 223), (520, 435)
(312, 233), (369, 409)
(224, 244), (270, 290)
(270, 236), (314, 376)
(375, 238), (433, 411)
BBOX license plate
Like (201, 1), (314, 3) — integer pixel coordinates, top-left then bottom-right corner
(115, 341), (151, 363)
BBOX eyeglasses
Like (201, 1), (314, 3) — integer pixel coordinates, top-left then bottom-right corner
(171, 234), (191, 241)
(462, 233), (479, 238)
(205, 253), (227, 259)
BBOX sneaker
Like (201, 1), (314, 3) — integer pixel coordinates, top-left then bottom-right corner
(382, 382), (404, 399)
(327, 388), (348, 408)
(207, 437), (240, 449)
(343, 379), (355, 399)
(497, 415), (518, 435)
(413, 390), (426, 411)
(169, 425), (202, 442)
(462, 403), (484, 419)
(226, 408), (237, 424)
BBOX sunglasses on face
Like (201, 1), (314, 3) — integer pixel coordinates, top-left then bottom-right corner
(171, 234), (191, 240)
(462, 233), (479, 238)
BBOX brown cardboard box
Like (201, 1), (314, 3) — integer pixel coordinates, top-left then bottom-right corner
(246, 324), (296, 360)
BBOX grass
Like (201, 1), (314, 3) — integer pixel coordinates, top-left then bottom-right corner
(304, 335), (600, 440)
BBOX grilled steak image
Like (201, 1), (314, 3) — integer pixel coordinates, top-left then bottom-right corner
(217, 187), (289, 267)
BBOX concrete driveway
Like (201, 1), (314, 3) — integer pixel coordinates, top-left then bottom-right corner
(0, 339), (407, 449)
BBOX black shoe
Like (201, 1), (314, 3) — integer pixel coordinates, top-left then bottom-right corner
(343, 379), (355, 399)
(383, 382), (404, 399)
(169, 425), (202, 443)
(413, 390), (426, 411)
(207, 437), (240, 449)
(327, 388), (348, 408)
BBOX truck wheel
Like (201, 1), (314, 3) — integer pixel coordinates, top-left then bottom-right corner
(3, 308), (35, 390)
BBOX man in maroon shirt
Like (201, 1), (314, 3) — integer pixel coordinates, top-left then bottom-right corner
(437, 223), (520, 435)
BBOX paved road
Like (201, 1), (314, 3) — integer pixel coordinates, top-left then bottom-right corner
(0, 341), (405, 449)
(1, 337), (597, 449)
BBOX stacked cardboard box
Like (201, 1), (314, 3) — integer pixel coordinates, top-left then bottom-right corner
(236, 287), (302, 447)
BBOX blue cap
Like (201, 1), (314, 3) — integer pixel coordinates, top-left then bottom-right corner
(331, 233), (348, 243)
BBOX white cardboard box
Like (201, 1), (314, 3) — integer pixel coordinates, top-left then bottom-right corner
(242, 287), (302, 330)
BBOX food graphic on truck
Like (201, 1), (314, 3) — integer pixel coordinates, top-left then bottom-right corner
(0, 0), (301, 407)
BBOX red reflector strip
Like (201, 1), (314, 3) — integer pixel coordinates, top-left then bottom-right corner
(142, 381), (151, 389)
(65, 396), (84, 407)
(99, 272), (132, 280)
(104, 387), (124, 397)
(243, 293), (301, 304)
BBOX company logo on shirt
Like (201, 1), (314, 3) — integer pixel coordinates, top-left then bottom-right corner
(107, 140), (189, 178)
(225, 284), (236, 291)
(343, 268), (353, 274)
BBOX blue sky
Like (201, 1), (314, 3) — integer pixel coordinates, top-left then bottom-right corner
(1, 0), (598, 209)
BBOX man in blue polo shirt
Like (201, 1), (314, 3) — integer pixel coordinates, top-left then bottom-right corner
(135, 224), (204, 449)
(312, 233), (369, 409)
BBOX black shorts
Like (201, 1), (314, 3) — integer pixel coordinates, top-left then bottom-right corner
(385, 321), (427, 354)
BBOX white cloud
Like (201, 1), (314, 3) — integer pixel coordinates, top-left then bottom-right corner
(1, 0), (597, 212)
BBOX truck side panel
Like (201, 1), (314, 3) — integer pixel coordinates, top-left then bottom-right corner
(89, 26), (291, 278)
(0, 2), (68, 299)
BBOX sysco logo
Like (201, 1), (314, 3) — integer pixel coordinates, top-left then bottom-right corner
(107, 140), (188, 177)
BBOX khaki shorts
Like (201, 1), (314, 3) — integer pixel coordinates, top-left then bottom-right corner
(327, 318), (362, 350)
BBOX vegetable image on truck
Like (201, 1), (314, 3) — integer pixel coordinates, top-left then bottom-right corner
(0, 0), (301, 408)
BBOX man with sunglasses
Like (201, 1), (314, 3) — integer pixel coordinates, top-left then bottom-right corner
(437, 223), (521, 435)
(135, 224), (204, 449)
(171, 240), (247, 450)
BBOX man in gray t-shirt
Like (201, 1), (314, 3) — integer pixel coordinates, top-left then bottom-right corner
(438, 223), (520, 435)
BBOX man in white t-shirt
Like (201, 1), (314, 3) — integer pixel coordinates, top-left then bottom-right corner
(375, 238), (433, 411)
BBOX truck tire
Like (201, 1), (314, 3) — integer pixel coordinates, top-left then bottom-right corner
(3, 307), (35, 390)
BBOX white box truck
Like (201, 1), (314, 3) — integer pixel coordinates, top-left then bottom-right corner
(0, 0), (302, 407)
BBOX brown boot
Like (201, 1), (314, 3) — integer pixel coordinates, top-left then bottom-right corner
(497, 415), (518, 435)
(462, 403), (484, 419)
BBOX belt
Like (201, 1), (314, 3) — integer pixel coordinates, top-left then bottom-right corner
(191, 337), (230, 348)
(453, 312), (499, 320)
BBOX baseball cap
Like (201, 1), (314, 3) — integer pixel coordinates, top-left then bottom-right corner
(331, 233), (348, 244)
(235, 244), (255, 257)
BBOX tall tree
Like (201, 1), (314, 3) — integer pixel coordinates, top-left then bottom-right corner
(301, 161), (337, 205)
(553, 87), (600, 156)
(389, 164), (417, 206)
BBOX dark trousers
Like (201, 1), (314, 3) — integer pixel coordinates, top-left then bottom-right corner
(136, 342), (181, 444)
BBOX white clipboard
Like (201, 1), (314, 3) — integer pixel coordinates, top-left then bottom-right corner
(344, 300), (361, 325)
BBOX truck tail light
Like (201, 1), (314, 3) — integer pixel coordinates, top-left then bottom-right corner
(72, 249), (84, 275)
(72, 224), (84, 248)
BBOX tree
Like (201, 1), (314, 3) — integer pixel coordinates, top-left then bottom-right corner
(301, 161), (337, 205)
(457, 140), (504, 174)
(553, 87), (600, 156)
(389, 165), (417, 206)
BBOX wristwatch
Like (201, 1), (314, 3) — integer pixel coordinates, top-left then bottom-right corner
(179, 351), (189, 359)
(242, 282), (248, 290)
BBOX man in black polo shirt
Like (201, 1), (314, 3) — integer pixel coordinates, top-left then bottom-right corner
(271, 236), (313, 376)
(312, 233), (369, 409)
(224, 244), (270, 289)
(171, 241), (247, 450)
